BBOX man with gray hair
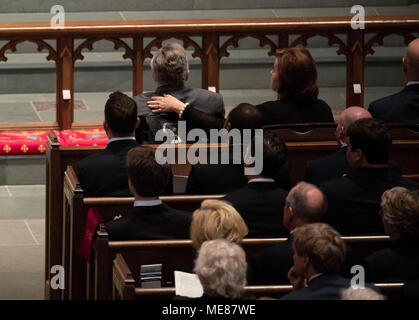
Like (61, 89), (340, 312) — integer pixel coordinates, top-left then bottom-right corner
(134, 42), (225, 143)
(304, 106), (374, 185)
(368, 38), (419, 124)
(247, 181), (327, 284)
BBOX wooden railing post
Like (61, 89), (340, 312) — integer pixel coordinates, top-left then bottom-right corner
(202, 33), (220, 92)
(347, 30), (365, 107)
(56, 37), (74, 129)
(45, 132), (62, 300)
(132, 35), (143, 96)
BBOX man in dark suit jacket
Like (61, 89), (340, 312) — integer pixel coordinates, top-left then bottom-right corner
(368, 38), (419, 124)
(247, 181), (327, 284)
(77, 92), (141, 197)
(221, 130), (290, 238)
(304, 106), (373, 185)
(186, 103), (291, 195)
(281, 223), (378, 300)
(106, 147), (191, 241)
(77, 91), (173, 197)
(320, 118), (418, 235)
(134, 42), (225, 143)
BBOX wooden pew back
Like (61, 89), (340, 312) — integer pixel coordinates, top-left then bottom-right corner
(95, 228), (391, 300)
(46, 126), (419, 299)
(63, 164), (224, 300)
(112, 254), (404, 300)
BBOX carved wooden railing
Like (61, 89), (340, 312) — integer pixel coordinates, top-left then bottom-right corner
(0, 16), (418, 130)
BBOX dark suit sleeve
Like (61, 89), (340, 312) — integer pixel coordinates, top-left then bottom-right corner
(182, 105), (224, 130)
(76, 161), (89, 195)
(185, 166), (202, 195)
(368, 102), (377, 118)
(162, 170), (174, 195)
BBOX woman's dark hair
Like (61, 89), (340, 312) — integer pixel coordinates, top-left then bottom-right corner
(275, 46), (319, 102)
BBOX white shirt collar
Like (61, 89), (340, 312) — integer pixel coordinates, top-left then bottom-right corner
(407, 81), (419, 86)
(308, 273), (323, 283)
(108, 136), (136, 144)
(133, 200), (163, 207)
(248, 178), (275, 184)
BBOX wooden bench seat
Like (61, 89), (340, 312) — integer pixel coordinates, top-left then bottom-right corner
(63, 165), (224, 300)
(92, 225), (391, 300)
(112, 254), (404, 300)
(45, 125), (419, 299)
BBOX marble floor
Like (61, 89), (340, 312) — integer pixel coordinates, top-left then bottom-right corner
(0, 185), (45, 300)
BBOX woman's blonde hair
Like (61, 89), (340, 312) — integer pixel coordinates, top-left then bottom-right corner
(381, 187), (419, 237)
(190, 199), (248, 249)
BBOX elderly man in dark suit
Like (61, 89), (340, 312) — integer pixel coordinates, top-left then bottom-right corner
(77, 91), (140, 197)
(368, 38), (419, 124)
(281, 223), (378, 300)
(304, 106), (373, 185)
(320, 118), (417, 235)
(247, 182), (327, 284)
(105, 147), (191, 241)
(134, 42), (225, 143)
(221, 130), (290, 238)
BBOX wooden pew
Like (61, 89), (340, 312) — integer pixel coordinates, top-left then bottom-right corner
(46, 127), (419, 298)
(263, 122), (337, 142)
(112, 254), (404, 300)
(95, 229), (287, 300)
(63, 164), (224, 300)
(94, 226), (390, 300)
(45, 130), (222, 299)
(112, 253), (293, 300)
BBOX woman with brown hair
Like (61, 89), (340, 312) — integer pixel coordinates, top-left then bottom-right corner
(147, 46), (334, 127)
(256, 46), (334, 125)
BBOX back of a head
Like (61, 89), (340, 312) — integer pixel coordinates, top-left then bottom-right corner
(275, 46), (319, 102)
(190, 199), (248, 249)
(292, 223), (346, 274)
(126, 147), (171, 197)
(340, 106), (372, 129)
(194, 239), (247, 299)
(341, 287), (385, 300)
(151, 42), (189, 87)
(105, 91), (138, 136)
(347, 118), (391, 165)
(405, 38), (419, 79)
(286, 181), (327, 223)
(248, 130), (287, 178)
(381, 187), (419, 238)
(226, 103), (263, 131)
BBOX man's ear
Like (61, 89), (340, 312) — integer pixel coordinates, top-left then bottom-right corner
(128, 177), (135, 196)
(402, 57), (408, 74)
(135, 116), (140, 129)
(355, 148), (364, 163)
(103, 120), (109, 132)
(224, 120), (232, 131)
(303, 255), (310, 268)
(185, 69), (190, 82)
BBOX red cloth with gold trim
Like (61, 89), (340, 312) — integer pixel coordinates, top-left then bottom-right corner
(78, 207), (104, 263)
(59, 129), (108, 146)
(0, 130), (51, 155)
(0, 129), (108, 155)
